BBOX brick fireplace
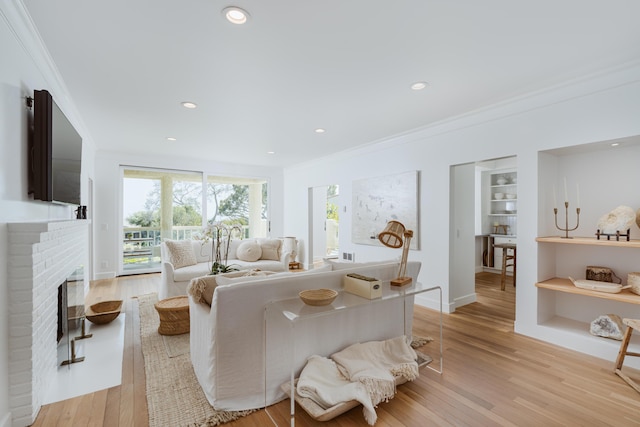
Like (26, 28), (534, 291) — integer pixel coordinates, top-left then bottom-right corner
(7, 220), (88, 427)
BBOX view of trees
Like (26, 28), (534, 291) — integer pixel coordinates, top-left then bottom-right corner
(125, 180), (266, 227)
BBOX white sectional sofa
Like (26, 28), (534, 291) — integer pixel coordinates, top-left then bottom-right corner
(159, 238), (294, 300)
(187, 260), (422, 411)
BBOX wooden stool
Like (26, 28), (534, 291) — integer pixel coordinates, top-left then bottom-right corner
(615, 318), (640, 393)
(154, 296), (190, 335)
(494, 243), (516, 291)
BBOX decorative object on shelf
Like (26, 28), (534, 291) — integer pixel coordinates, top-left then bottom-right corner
(505, 193), (516, 199)
(595, 205), (635, 241)
(86, 300), (123, 325)
(596, 228), (631, 241)
(586, 266), (622, 284)
(299, 288), (338, 306)
(343, 273), (382, 299)
(554, 203), (580, 238)
(568, 277), (630, 293)
(75, 205), (87, 219)
(628, 272), (640, 296)
(378, 220), (413, 287)
(552, 178), (580, 238)
(590, 314), (624, 340)
(493, 224), (509, 235)
(494, 192), (504, 200)
(496, 176), (508, 185)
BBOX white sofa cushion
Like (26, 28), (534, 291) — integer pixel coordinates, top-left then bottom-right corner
(165, 239), (197, 269)
(257, 238), (281, 260)
(236, 240), (262, 262)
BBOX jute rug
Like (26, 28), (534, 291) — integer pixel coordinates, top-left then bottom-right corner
(137, 293), (255, 427)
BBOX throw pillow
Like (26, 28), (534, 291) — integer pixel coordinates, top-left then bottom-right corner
(258, 238), (281, 261)
(236, 240), (262, 262)
(165, 239), (197, 269)
(187, 275), (218, 306)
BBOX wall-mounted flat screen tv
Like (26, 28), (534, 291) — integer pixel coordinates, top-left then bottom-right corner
(29, 89), (82, 205)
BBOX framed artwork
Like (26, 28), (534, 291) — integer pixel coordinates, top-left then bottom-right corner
(351, 170), (420, 249)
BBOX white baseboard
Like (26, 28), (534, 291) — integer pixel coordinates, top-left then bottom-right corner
(94, 271), (116, 280)
(415, 293), (454, 314)
(453, 293), (477, 310)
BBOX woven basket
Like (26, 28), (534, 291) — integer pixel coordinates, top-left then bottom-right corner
(299, 289), (338, 306)
(628, 272), (640, 296)
(155, 296), (190, 335)
(86, 300), (123, 325)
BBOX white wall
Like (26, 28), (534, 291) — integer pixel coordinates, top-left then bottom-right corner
(0, 3), (96, 426)
(283, 62), (640, 351)
(92, 151), (284, 279)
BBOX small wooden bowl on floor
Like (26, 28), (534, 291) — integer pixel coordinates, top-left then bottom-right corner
(86, 300), (123, 325)
(299, 289), (338, 306)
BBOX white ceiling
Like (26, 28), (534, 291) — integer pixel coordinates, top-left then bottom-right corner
(22, 0), (640, 168)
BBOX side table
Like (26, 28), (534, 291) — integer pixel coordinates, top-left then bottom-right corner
(155, 295), (190, 335)
(265, 281), (442, 426)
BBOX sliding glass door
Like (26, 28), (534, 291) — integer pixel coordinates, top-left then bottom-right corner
(122, 168), (203, 274)
(120, 167), (269, 275)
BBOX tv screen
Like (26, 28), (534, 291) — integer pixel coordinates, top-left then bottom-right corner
(30, 90), (82, 205)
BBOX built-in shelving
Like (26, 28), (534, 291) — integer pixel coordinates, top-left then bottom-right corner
(536, 236), (640, 248)
(535, 277), (640, 305)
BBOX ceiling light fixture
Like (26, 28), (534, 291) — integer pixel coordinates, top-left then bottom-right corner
(315, 128), (326, 134)
(166, 137), (177, 141)
(611, 142), (620, 147)
(410, 81), (428, 91)
(181, 101), (197, 109)
(267, 151), (276, 155)
(222, 6), (250, 24)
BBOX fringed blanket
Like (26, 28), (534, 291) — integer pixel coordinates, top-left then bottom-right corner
(297, 336), (419, 425)
(331, 335), (418, 407)
(297, 355), (377, 425)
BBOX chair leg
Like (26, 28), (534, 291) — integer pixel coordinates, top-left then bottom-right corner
(512, 248), (516, 287)
(615, 324), (640, 394)
(500, 248), (507, 291)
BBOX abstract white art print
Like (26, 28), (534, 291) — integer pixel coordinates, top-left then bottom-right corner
(351, 170), (419, 249)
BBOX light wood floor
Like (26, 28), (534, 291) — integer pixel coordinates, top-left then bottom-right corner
(33, 272), (640, 426)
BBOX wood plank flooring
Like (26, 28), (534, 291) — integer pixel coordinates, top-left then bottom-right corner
(33, 272), (640, 426)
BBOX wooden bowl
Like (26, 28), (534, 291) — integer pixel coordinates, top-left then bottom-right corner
(299, 289), (338, 306)
(86, 300), (123, 325)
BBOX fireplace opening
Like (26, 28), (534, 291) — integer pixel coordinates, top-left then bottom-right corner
(57, 281), (68, 344)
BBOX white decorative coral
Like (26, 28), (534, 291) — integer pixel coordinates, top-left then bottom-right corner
(590, 314), (624, 340)
(597, 205), (635, 234)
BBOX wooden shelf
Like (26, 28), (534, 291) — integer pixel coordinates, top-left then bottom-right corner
(536, 236), (640, 248)
(536, 277), (640, 305)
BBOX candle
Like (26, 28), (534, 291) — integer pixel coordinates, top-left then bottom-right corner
(576, 183), (580, 207)
(564, 177), (568, 203)
(553, 185), (557, 208)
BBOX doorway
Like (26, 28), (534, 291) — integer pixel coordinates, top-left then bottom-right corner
(308, 184), (340, 267)
(450, 156), (517, 320)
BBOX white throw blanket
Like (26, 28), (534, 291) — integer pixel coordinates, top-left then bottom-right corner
(331, 335), (418, 406)
(297, 355), (377, 425)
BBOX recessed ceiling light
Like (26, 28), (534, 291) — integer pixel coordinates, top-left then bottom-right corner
(315, 128), (326, 134)
(181, 101), (197, 109)
(267, 151), (275, 155)
(222, 6), (250, 24)
(611, 142), (620, 147)
(166, 137), (177, 141)
(410, 81), (428, 91)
